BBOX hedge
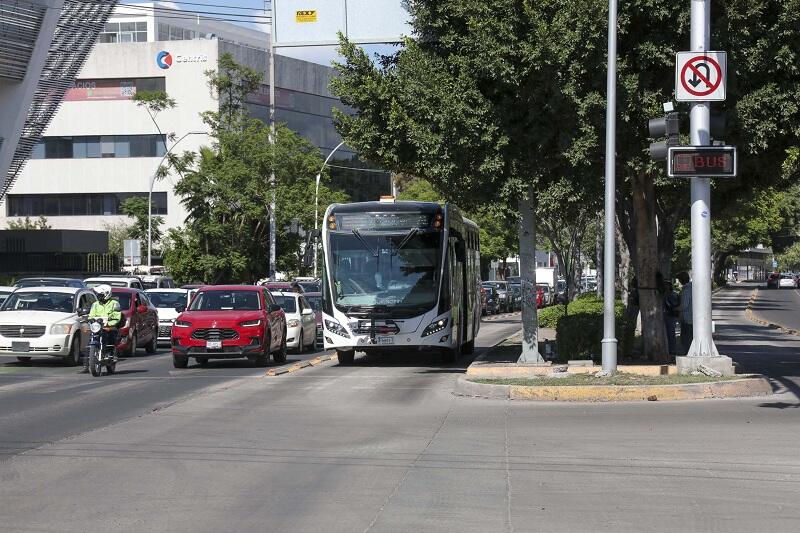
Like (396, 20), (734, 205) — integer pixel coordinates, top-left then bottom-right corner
(538, 295), (621, 330)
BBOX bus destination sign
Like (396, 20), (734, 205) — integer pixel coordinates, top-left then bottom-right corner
(667, 146), (737, 178)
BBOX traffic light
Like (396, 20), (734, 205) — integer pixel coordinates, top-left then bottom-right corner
(648, 112), (681, 161)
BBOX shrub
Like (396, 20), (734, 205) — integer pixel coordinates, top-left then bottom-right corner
(538, 295), (612, 330)
(554, 300), (632, 363)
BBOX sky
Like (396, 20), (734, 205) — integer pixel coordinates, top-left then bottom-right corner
(128, 1), (403, 66)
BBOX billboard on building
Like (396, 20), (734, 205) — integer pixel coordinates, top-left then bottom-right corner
(272, 0), (411, 47)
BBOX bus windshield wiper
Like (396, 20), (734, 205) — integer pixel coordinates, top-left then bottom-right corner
(352, 229), (379, 257)
(392, 228), (418, 256)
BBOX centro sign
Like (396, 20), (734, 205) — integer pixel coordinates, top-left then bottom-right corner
(156, 51), (208, 69)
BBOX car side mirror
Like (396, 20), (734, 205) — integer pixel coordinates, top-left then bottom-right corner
(137, 305), (148, 314)
(302, 308), (313, 316)
(78, 307), (91, 316)
(174, 303), (186, 313)
(268, 304), (282, 313)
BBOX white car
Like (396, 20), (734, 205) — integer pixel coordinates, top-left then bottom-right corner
(271, 291), (316, 352)
(85, 276), (144, 290)
(0, 287), (97, 365)
(778, 274), (797, 289)
(0, 286), (14, 307)
(146, 288), (194, 344)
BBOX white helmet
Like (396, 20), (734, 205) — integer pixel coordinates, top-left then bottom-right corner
(94, 284), (112, 301)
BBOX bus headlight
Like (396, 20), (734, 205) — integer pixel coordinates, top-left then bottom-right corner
(324, 318), (350, 338)
(422, 318), (448, 337)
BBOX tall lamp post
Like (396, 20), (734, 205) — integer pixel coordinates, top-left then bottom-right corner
(313, 141), (346, 278)
(147, 131), (208, 268)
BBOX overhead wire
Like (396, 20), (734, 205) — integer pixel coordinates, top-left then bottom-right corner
(120, 3), (270, 19)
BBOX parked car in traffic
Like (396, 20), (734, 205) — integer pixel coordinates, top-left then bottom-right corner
(14, 277), (85, 289)
(85, 276), (144, 290)
(766, 272), (780, 289)
(140, 275), (176, 289)
(146, 288), (194, 345)
(171, 285), (287, 368)
(481, 285), (501, 315)
(303, 291), (323, 348)
(262, 281), (304, 293)
(482, 281), (512, 312)
(0, 287), (97, 365)
(294, 277), (321, 293)
(272, 291), (316, 352)
(0, 286), (14, 306)
(509, 284), (522, 311)
(111, 288), (159, 356)
(554, 279), (568, 304)
(778, 273), (797, 289)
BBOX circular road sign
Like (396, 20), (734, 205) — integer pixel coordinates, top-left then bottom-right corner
(680, 55), (723, 97)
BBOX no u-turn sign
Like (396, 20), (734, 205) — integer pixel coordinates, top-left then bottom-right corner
(675, 51), (727, 102)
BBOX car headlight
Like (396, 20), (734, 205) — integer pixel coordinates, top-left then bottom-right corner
(324, 318), (350, 338)
(422, 318), (448, 337)
(51, 323), (72, 335)
(287, 319), (300, 328)
(174, 320), (192, 328)
(239, 319), (262, 327)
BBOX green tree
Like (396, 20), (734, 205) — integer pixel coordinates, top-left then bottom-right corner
(162, 54), (347, 284)
(120, 196), (164, 245)
(7, 216), (51, 230)
(777, 241), (800, 271)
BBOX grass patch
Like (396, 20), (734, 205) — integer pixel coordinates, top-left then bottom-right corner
(471, 373), (748, 387)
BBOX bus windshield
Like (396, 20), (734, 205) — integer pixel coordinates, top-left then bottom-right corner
(328, 230), (442, 317)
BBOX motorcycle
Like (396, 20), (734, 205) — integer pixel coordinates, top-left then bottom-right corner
(87, 318), (117, 377)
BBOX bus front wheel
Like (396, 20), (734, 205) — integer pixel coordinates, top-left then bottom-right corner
(337, 349), (355, 366)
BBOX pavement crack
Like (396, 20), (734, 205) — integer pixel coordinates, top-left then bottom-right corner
(362, 398), (455, 533)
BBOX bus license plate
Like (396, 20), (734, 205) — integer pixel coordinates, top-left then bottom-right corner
(376, 336), (394, 345)
(206, 340), (222, 350)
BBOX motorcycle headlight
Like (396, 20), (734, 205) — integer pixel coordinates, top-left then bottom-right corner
(174, 319), (192, 328)
(89, 322), (102, 333)
(287, 319), (300, 328)
(239, 319), (262, 327)
(51, 323), (73, 335)
(422, 318), (449, 337)
(324, 318), (350, 338)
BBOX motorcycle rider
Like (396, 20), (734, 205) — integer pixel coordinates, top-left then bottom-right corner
(82, 284), (122, 373)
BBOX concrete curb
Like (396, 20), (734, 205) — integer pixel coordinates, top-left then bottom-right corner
(453, 375), (773, 402)
(265, 353), (338, 376)
(745, 288), (800, 337)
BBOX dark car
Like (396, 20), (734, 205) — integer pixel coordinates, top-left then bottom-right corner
(481, 285), (501, 315)
(479, 287), (489, 316)
(171, 285), (287, 368)
(766, 272), (780, 289)
(295, 279), (321, 293)
(303, 291), (323, 348)
(482, 281), (511, 313)
(111, 288), (159, 356)
(14, 277), (85, 289)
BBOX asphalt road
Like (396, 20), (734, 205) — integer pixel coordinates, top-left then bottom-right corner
(1, 304), (800, 532)
(750, 283), (800, 331)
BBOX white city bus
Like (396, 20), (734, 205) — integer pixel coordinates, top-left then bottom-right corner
(320, 198), (481, 365)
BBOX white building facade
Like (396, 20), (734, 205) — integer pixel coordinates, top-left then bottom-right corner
(1, 3), (388, 233)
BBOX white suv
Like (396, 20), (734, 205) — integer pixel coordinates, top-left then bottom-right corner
(271, 291), (316, 352)
(0, 287), (97, 365)
(85, 276), (144, 290)
(146, 288), (194, 344)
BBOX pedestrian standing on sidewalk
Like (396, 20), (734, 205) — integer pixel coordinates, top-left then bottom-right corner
(677, 271), (693, 354)
(663, 279), (680, 356)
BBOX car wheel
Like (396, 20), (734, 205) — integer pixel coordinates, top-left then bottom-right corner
(253, 352), (269, 367)
(16, 356), (32, 364)
(336, 349), (355, 365)
(63, 336), (81, 366)
(172, 354), (188, 369)
(126, 333), (138, 357)
(297, 329), (305, 353)
(272, 333), (288, 364)
(144, 334), (157, 354)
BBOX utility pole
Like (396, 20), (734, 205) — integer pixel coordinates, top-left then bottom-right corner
(687, 0), (718, 358)
(601, 0), (618, 374)
(268, 0), (277, 280)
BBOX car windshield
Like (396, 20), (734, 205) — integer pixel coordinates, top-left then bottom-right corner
(328, 230), (441, 316)
(298, 282), (320, 293)
(1, 291), (75, 312)
(189, 290), (261, 311)
(147, 292), (187, 308)
(305, 295), (322, 312)
(483, 282), (506, 291)
(113, 294), (131, 310)
(15, 279), (79, 288)
(273, 295), (297, 314)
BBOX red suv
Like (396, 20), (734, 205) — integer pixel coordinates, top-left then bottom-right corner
(111, 288), (159, 356)
(171, 285), (287, 368)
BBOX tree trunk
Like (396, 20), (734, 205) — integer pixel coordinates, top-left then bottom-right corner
(517, 187), (543, 363)
(713, 251), (733, 286)
(617, 220), (633, 319)
(631, 172), (668, 362)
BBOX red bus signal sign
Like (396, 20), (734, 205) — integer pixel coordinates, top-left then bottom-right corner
(667, 146), (737, 178)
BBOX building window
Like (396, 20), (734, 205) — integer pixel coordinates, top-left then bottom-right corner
(30, 135), (166, 159)
(158, 23), (199, 42)
(99, 21), (147, 43)
(6, 193), (169, 217)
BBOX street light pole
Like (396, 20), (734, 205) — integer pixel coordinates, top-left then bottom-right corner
(601, 0), (619, 373)
(268, 1), (277, 280)
(147, 131), (208, 268)
(314, 141), (346, 278)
